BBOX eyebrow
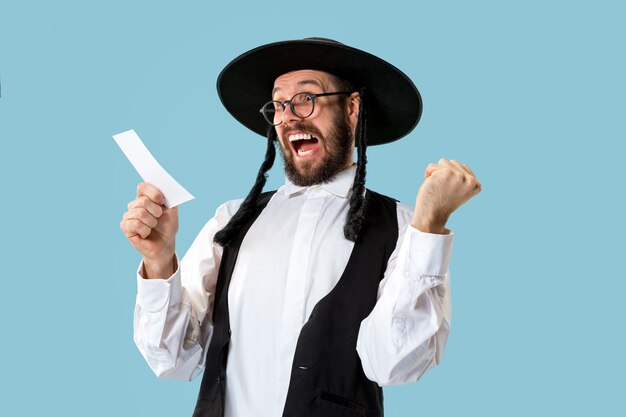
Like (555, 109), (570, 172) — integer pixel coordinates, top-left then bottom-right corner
(272, 80), (324, 97)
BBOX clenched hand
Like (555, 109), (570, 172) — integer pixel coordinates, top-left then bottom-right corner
(120, 183), (179, 278)
(412, 159), (482, 234)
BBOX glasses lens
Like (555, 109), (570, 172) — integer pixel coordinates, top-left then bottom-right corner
(291, 93), (314, 118)
(262, 101), (282, 125)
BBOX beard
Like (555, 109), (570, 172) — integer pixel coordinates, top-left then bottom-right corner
(278, 109), (354, 187)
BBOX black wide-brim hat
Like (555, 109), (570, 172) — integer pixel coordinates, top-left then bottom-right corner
(217, 38), (422, 146)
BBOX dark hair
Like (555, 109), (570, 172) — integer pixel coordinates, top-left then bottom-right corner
(343, 87), (368, 241)
(327, 75), (369, 241)
(331, 75), (355, 95)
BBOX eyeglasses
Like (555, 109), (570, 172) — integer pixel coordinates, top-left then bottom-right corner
(259, 91), (353, 126)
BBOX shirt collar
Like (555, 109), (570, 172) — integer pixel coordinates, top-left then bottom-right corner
(279, 164), (356, 198)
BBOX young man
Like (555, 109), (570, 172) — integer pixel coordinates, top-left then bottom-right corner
(121, 38), (481, 417)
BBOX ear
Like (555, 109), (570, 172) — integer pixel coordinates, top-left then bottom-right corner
(347, 91), (361, 132)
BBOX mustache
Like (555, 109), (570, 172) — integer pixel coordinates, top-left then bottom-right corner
(281, 123), (324, 140)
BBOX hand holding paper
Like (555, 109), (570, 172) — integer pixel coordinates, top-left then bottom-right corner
(113, 129), (195, 208)
(115, 129), (193, 278)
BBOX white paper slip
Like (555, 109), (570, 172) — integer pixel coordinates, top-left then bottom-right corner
(113, 129), (195, 208)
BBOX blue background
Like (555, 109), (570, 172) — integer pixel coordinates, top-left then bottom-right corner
(1, 0), (624, 415)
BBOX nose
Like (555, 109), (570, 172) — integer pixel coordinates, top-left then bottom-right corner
(280, 101), (303, 125)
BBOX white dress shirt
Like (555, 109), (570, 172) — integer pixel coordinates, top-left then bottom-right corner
(133, 165), (453, 417)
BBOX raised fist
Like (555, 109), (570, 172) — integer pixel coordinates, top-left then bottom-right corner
(412, 159), (481, 234)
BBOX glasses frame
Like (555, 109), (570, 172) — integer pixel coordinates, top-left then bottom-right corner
(259, 91), (354, 126)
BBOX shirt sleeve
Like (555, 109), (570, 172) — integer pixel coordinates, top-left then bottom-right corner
(356, 203), (454, 386)
(132, 199), (242, 380)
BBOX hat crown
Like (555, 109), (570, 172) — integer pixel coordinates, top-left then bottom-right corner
(302, 37), (344, 45)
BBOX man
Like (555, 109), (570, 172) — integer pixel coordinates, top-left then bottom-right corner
(120, 38), (481, 417)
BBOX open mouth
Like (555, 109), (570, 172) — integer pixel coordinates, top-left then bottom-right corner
(288, 133), (320, 158)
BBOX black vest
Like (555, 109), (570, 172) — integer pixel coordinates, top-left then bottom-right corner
(193, 190), (399, 417)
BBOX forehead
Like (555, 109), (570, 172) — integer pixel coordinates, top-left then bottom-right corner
(272, 69), (337, 96)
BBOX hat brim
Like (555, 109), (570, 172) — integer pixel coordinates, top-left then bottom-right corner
(217, 39), (422, 146)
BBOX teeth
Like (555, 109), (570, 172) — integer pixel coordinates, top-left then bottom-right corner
(289, 133), (313, 142)
(298, 149), (313, 156)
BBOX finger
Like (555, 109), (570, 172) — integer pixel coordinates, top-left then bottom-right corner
(437, 158), (454, 169)
(124, 207), (158, 228)
(120, 218), (141, 239)
(426, 159), (454, 178)
(436, 158), (456, 177)
(128, 196), (164, 218)
(122, 213), (156, 236)
(453, 161), (481, 190)
(137, 182), (166, 206)
(120, 218), (137, 238)
(449, 159), (472, 176)
(121, 219), (152, 239)
(462, 163), (475, 176)
(450, 159), (476, 182)
(128, 234), (143, 247)
(432, 158), (465, 182)
(425, 163), (438, 178)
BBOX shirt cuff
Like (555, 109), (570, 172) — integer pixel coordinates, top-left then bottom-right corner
(136, 254), (182, 313)
(402, 225), (454, 279)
